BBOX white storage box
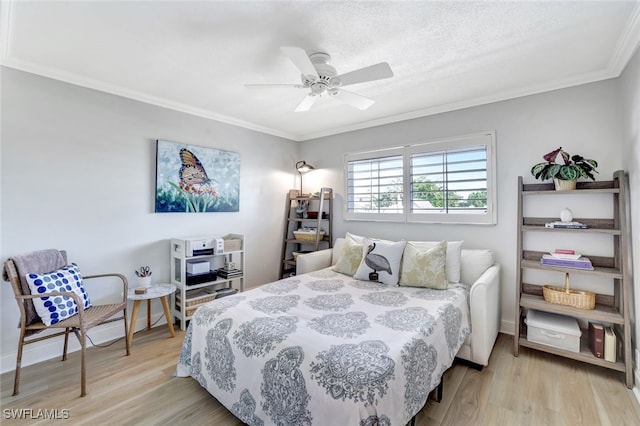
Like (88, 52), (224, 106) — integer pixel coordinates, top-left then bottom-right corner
(525, 309), (581, 353)
(187, 261), (210, 275)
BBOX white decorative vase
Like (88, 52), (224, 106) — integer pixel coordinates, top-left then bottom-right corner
(138, 276), (152, 288)
(560, 208), (573, 223)
(554, 178), (577, 191)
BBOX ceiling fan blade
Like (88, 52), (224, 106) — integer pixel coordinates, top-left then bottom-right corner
(295, 94), (318, 112)
(244, 83), (306, 89)
(331, 89), (375, 110)
(335, 62), (393, 87)
(281, 47), (318, 78)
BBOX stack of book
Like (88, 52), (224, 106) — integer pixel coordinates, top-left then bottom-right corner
(545, 221), (588, 229)
(540, 249), (594, 270)
(217, 268), (242, 279)
(588, 322), (617, 362)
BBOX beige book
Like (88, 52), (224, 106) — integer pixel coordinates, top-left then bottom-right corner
(604, 326), (616, 362)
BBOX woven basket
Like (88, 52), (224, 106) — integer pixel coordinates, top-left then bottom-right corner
(293, 230), (325, 242)
(543, 272), (595, 310)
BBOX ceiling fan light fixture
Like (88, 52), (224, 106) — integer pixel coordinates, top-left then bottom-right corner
(248, 46), (393, 112)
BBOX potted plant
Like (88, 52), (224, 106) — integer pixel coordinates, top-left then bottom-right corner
(531, 147), (598, 190)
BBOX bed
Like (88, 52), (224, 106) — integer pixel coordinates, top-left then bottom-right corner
(176, 266), (472, 425)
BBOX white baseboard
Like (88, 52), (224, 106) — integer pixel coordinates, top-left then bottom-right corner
(500, 318), (515, 335)
(0, 312), (168, 374)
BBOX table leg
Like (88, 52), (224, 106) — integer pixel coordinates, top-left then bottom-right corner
(147, 299), (151, 330)
(160, 296), (176, 338)
(127, 300), (141, 348)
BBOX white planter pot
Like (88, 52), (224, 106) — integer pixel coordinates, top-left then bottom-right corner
(554, 179), (577, 191)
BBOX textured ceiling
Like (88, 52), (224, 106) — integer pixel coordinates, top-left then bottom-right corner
(2, 1), (639, 141)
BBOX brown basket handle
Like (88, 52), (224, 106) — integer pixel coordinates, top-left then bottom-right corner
(564, 272), (570, 294)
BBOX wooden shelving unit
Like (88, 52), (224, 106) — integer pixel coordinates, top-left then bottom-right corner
(170, 234), (244, 331)
(514, 170), (633, 388)
(279, 188), (332, 279)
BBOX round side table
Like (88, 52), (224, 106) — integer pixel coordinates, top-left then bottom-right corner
(127, 283), (176, 348)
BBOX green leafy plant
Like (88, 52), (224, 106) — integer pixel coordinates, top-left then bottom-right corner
(531, 147), (598, 181)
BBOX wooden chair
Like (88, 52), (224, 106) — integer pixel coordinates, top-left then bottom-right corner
(3, 249), (130, 397)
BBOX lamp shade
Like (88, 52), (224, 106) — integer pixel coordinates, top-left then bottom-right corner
(295, 160), (315, 196)
(296, 161), (315, 173)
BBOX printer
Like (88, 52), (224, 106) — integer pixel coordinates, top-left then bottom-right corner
(184, 236), (224, 257)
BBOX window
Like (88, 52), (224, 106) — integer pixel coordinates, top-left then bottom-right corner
(344, 132), (496, 224)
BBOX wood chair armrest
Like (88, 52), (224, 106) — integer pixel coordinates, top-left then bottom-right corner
(83, 273), (128, 303)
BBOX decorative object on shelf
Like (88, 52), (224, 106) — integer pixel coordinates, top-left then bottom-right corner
(135, 265), (152, 287)
(560, 207), (573, 223)
(543, 272), (596, 309)
(289, 189), (300, 199)
(295, 199), (308, 218)
(530, 147), (598, 190)
(544, 220), (587, 229)
(155, 139), (240, 213)
(293, 229), (325, 242)
(295, 160), (315, 197)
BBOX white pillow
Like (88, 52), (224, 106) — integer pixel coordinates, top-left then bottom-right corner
(399, 240), (448, 289)
(460, 249), (495, 285)
(354, 238), (406, 286)
(408, 241), (463, 283)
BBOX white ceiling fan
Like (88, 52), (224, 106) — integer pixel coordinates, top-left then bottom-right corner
(246, 47), (394, 112)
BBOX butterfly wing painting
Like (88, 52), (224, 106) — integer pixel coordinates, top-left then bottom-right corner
(155, 140), (240, 213)
(179, 148), (211, 187)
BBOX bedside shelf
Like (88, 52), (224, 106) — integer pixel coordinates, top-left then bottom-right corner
(514, 171), (633, 388)
(279, 188), (333, 279)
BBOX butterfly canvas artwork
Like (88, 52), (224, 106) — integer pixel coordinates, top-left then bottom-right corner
(155, 140), (240, 213)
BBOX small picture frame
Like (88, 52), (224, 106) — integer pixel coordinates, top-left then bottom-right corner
(289, 189), (300, 199)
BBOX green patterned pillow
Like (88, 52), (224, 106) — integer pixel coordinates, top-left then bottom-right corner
(332, 237), (363, 276)
(399, 240), (448, 289)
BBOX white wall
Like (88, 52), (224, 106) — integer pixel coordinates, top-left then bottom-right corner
(1, 61), (636, 377)
(299, 79), (624, 336)
(619, 46), (640, 387)
(0, 68), (299, 372)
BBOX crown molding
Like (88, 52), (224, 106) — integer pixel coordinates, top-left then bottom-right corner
(3, 1), (639, 143)
(609, 1), (640, 76)
(300, 68), (617, 141)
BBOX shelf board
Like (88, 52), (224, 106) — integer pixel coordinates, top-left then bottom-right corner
(521, 225), (621, 235)
(517, 336), (625, 372)
(521, 180), (618, 194)
(174, 276), (243, 291)
(520, 293), (624, 324)
(288, 218), (329, 222)
(285, 238), (330, 244)
(182, 250), (243, 260)
(520, 259), (622, 278)
(522, 188), (619, 195)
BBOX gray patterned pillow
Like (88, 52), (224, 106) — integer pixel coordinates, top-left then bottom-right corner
(399, 240), (448, 289)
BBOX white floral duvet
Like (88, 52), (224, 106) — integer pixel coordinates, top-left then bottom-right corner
(175, 268), (471, 426)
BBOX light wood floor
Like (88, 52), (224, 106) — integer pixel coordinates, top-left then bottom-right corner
(2, 329), (639, 425)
